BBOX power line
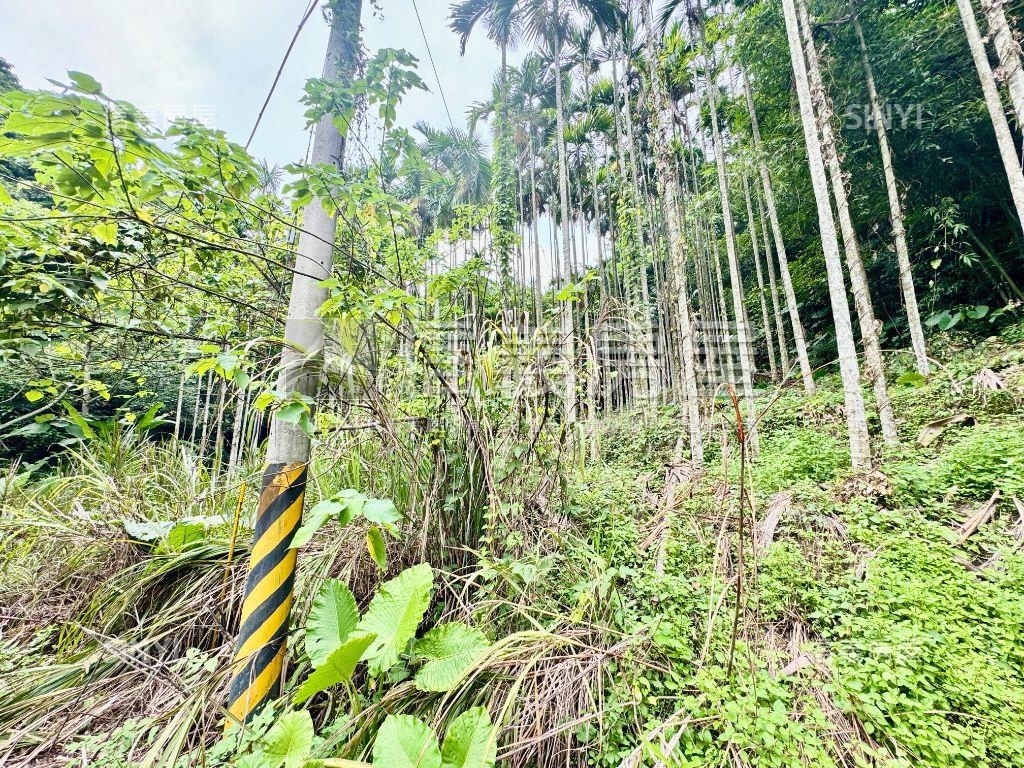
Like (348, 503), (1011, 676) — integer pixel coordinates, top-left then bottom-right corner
(245, 0), (321, 150)
(409, 0), (456, 130)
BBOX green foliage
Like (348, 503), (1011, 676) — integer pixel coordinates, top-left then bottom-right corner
(752, 426), (848, 494)
(412, 622), (491, 692)
(262, 710), (316, 768)
(372, 709), (497, 768)
(823, 532), (1024, 767)
(356, 562), (434, 676)
(756, 539), (825, 622)
(439, 707), (497, 768)
(305, 579), (360, 667)
(597, 408), (682, 469)
(293, 632), (376, 705)
(373, 714), (442, 768)
(890, 423), (1024, 505)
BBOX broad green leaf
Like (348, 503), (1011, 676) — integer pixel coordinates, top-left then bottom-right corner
(367, 525), (388, 569)
(306, 579), (359, 667)
(91, 221), (118, 245)
(337, 487), (368, 519)
(440, 708), (496, 768)
(276, 401), (308, 425)
(253, 391), (278, 410)
(967, 304), (989, 319)
(164, 522), (205, 550)
(24, 389), (45, 403)
(263, 710), (314, 768)
(413, 623), (490, 692)
(896, 372), (926, 387)
(68, 70), (102, 94)
(293, 632), (375, 704)
(233, 753), (271, 768)
(363, 497), (402, 526)
(62, 402), (96, 440)
(121, 518), (174, 542)
(372, 714), (441, 768)
(356, 563), (433, 676)
(289, 502), (338, 549)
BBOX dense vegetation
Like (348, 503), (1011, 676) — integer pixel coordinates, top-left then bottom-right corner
(2, 0), (1024, 765)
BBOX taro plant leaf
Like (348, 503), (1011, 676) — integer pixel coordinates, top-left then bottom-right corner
(372, 714), (441, 768)
(413, 622), (490, 692)
(163, 522), (206, 550)
(233, 753), (272, 768)
(306, 578), (360, 667)
(262, 710), (315, 768)
(293, 632), (376, 705)
(440, 707), (497, 768)
(121, 519), (175, 542)
(356, 563), (433, 676)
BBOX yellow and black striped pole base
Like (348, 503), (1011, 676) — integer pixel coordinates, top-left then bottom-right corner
(225, 461), (307, 726)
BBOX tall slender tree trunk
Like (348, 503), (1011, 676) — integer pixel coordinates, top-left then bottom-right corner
(705, 63), (759, 453)
(551, 0), (577, 422)
(982, 0), (1024, 124)
(225, 0), (362, 725)
(781, 0), (872, 469)
(190, 373), (202, 443)
(756, 186), (791, 376)
(741, 69), (815, 392)
(527, 132), (544, 328)
(744, 172), (779, 381)
(798, 0), (897, 446)
(640, 1), (704, 465)
(198, 369), (215, 458)
(853, 15), (930, 376)
(957, 0), (1024, 227)
(715, 238), (737, 386)
(589, 137), (609, 419)
(227, 387), (248, 479)
(211, 375), (228, 489)
(619, 53), (661, 402)
(173, 368), (186, 443)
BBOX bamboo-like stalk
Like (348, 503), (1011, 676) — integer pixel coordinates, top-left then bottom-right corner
(798, 0), (897, 446)
(852, 14), (930, 376)
(782, 0), (872, 468)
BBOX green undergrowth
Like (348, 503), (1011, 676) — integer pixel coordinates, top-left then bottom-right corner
(2, 340), (1024, 767)
(579, 338), (1024, 768)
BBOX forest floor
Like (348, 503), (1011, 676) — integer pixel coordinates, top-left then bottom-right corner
(2, 330), (1024, 767)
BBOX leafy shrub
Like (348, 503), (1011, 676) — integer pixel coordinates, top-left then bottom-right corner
(669, 660), (839, 768)
(756, 540), (823, 622)
(753, 427), (848, 494)
(890, 423), (1024, 504)
(598, 407), (683, 469)
(824, 538), (1024, 768)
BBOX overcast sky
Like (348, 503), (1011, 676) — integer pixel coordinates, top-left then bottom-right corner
(0, 0), (505, 167)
